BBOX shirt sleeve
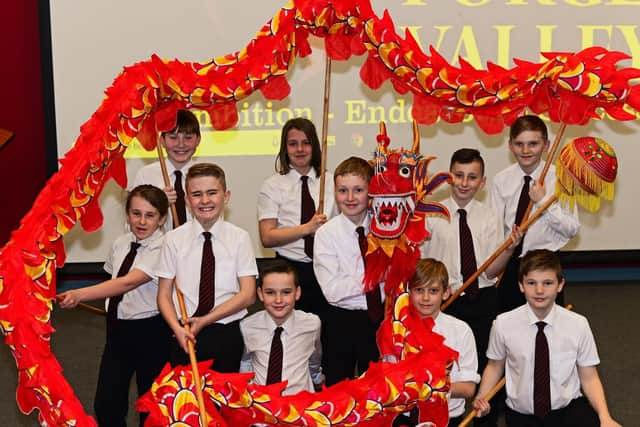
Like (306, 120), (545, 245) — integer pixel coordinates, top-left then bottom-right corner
(257, 177), (280, 221)
(576, 316), (600, 367)
(308, 317), (323, 385)
(155, 234), (177, 279)
(235, 230), (259, 277)
(239, 322), (253, 374)
(103, 239), (117, 276)
(486, 318), (506, 361)
(489, 180), (507, 239)
(451, 323), (481, 384)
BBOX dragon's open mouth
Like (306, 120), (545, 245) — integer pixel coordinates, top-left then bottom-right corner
(370, 195), (415, 238)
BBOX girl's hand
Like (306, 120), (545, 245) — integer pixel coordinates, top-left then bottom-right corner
(304, 213), (328, 235)
(174, 327), (196, 354)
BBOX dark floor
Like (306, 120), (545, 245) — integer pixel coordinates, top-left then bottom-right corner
(1, 281), (638, 426)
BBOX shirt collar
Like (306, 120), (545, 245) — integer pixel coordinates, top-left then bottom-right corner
(265, 309), (295, 334)
(448, 196), (478, 214)
(524, 302), (557, 327)
(129, 228), (163, 247)
(188, 217), (224, 241)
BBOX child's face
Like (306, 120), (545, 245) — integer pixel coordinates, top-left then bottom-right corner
(450, 160), (485, 207)
(127, 195), (166, 241)
(335, 173), (369, 224)
(519, 268), (564, 319)
(162, 131), (200, 168)
(286, 128), (313, 174)
(185, 176), (229, 229)
(258, 272), (300, 325)
(508, 130), (549, 174)
(410, 280), (450, 319)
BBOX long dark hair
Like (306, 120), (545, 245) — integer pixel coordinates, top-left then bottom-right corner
(275, 117), (322, 177)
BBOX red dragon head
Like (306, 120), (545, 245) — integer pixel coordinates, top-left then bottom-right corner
(364, 121), (451, 294)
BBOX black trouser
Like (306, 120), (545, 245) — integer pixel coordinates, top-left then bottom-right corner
(505, 397), (599, 427)
(169, 319), (243, 373)
(94, 315), (172, 427)
(321, 305), (380, 386)
(275, 254), (330, 317)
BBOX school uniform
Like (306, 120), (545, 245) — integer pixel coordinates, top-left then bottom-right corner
(94, 229), (171, 427)
(240, 310), (323, 395)
(313, 213), (384, 386)
(490, 162), (579, 313)
(257, 169), (335, 316)
(130, 159), (196, 230)
(155, 218), (258, 372)
(487, 304), (601, 426)
(421, 197), (502, 373)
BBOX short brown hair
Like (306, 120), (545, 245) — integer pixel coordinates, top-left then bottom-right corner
(518, 249), (564, 282)
(127, 184), (169, 217)
(186, 163), (227, 191)
(162, 109), (201, 137)
(450, 148), (485, 176)
(509, 114), (548, 141)
(259, 259), (299, 288)
(334, 156), (373, 183)
(409, 258), (449, 291)
(276, 117), (322, 177)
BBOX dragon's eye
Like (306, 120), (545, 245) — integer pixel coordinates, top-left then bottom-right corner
(398, 166), (411, 178)
(378, 165), (387, 173)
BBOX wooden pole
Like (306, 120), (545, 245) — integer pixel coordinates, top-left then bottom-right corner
(442, 195), (557, 311)
(458, 305), (573, 427)
(156, 138), (208, 427)
(317, 55), (332, 215)
(55, 295), (106, 315)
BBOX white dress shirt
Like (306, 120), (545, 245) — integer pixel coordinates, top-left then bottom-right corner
(257, 169), (336, 262)
(155, 218), (258, 323)
(433, 312), (481, 418)
(103, 229), (164, 320)
(487, 304), (600, 414)
(421, 197), (503, 293)
(240, 310), (322, 395)
(490, 162), (579, 255)
(130, 159), (196, 230)
(313, 213), (385, 310)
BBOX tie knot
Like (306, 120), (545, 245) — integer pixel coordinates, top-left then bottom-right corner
(130, 242), (141, 252)
(524, 175), (532, 185)
(202, 231), (212, 241)
(536, 321), (546, 331)
(300, 175), (309, 184)
(274, 326), (284, 337)
(175, 170), (182, 179)
(356, 226), (366, 239)
(458, 208), (467, 218)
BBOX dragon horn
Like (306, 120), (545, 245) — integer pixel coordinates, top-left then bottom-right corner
(411, 120), (420, 153)
(377, 121), (390, 149)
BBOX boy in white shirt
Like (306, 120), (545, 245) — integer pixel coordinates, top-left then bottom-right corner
(490, 115), (579, 314)
(156, 163), (257, 372)
(473, 249), (620, 427)
(313, 156), (385, 386)
(130, 109), (201, 229)
(240, 259), (323, 395)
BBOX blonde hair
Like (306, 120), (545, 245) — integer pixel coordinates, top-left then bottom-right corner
(409, 258), (449, 291)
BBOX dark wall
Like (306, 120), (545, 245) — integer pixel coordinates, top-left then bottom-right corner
(0, 1), (49, 246)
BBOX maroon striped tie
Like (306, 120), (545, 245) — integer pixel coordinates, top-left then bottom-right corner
(300, 175), (316, 258)
(513, 175), (532, 257)
(266, 326), (284, 384)
(193, 232), (215, 316)
(458, 209), (479, 298)
(534, 321), (551, 417)
(107, 241), (140, 328)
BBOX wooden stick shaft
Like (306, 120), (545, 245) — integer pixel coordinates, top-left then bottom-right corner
(174, 280), (208, 427)
(317, 55), (332, 215)
(443, 195), (557, 311)
(156, 138), (207, 426)
(459, 304), (572, 427)
(55, 296), (106, 315)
